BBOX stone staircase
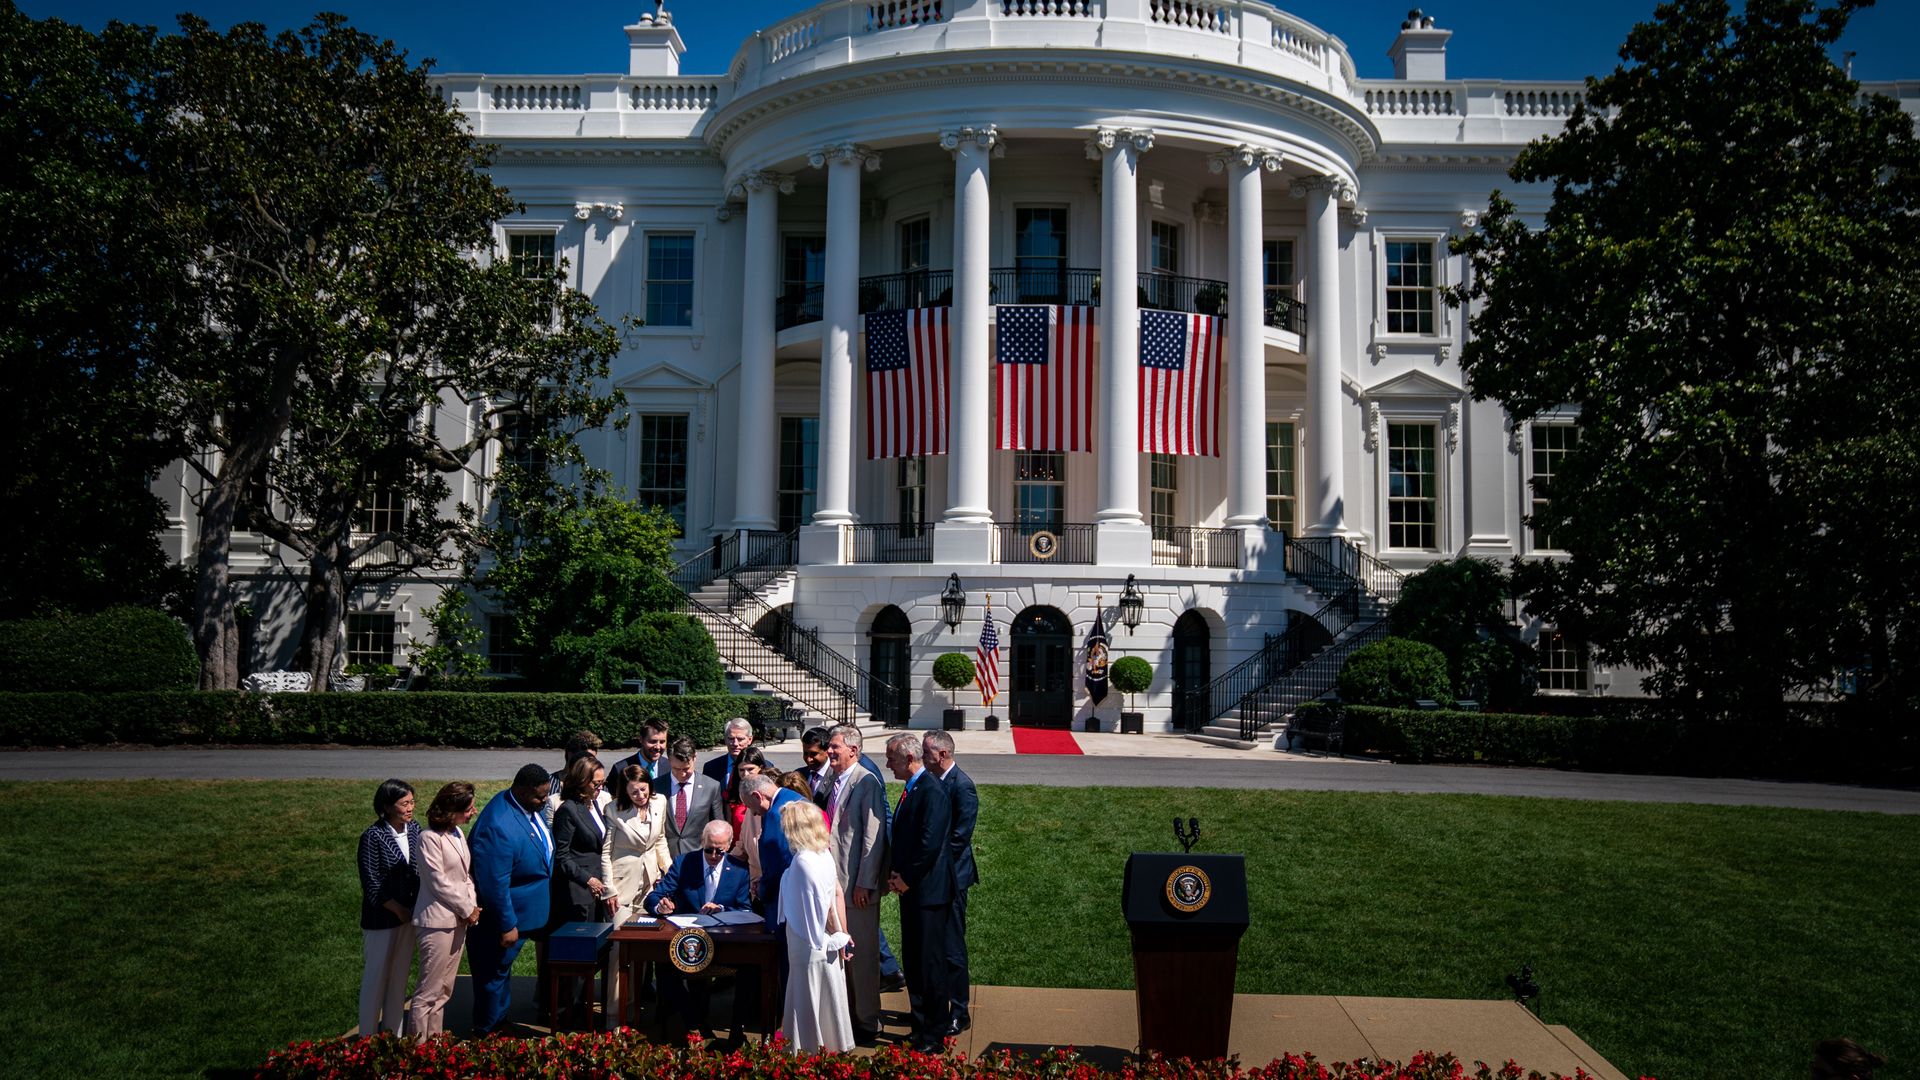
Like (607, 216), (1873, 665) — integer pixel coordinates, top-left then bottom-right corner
(1187, 618), (1389, 749)
(682, 570), (882, 735)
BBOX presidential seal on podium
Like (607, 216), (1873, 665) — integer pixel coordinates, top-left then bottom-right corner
(668, 926), (714, 973)
(1164, 864), (1212, 913)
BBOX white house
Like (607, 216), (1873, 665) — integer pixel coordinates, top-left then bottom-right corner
(157, 1), (1919, 741)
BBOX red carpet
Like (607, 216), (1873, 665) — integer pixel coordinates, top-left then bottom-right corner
(1010, 727), (1083, 755)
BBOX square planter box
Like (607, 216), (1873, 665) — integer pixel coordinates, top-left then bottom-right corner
(984, 714), (1001, 731)
(1120, 711), (1144, 734)
(942, 709), (966, 731)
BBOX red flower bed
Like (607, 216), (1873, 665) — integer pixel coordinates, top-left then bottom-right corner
(254, 1032), (1649, 1080)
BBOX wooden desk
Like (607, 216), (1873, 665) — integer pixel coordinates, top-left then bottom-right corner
(609, 922), (781, 1033)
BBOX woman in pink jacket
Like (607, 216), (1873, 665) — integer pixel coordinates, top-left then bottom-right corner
(409, 782), (481, 1037)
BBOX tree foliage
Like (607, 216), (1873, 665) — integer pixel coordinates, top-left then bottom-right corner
(406, 586), (489, 689)
(1336, 638), (1454, 709)
(1389, 558), (1535, 709)
(1450, 0), (1920, 715)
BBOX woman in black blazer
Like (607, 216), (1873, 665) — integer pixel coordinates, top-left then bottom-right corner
(357, 778), (421, 1036)
(548, 756), (615, 1024)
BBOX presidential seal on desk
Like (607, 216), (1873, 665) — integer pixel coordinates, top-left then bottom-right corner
(1164, 864), (1212, 913)
(668, 926), (714, 973)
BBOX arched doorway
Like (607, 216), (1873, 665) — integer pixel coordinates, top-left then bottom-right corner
(1010, 606), (1073, 728)
(1171, 611), (1212, 732)
(868, 606), (912, 729)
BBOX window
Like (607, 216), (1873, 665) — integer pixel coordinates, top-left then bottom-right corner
(1147, 222), (1181, 309)
(1149, 453), (1178, 535)
(353, 471), (408, 536)
(1384, 240), (1437, 335)
(1266, 421), (1297, 535)
(635, 414), (690, 534)
(1538, 632), (1590, 691)
(1014, 207), (1067, 303)
(1386, 422), (1438, 550)
(487, 615), (523, 677)
(778, 416), (818, 532)
(897, 456), (927, 538)
(1013, 451), (1065, 532)
(645, 232), (695, 326)
(506, 232), (555, 279)
(897, 217), (930, 273)
(1529, 422), (1578, 551)
(345, 612), (396, 669)
(236, 460), (271, 532)
(781, 234), (826, 325)
(1263, 239), (1295, 292)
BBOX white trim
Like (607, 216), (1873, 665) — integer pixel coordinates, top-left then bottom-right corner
(635, 224), (706, 334)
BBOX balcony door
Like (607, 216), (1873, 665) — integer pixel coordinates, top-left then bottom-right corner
(1009, 606), (1073, 728)
(1014, 207), (1068, 303)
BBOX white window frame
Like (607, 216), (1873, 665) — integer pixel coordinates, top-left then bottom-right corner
(1382, 420), (1442, 552)
(1371, 229), (1451, 341)
(1536, 630), (1591, 693)
(1524, 416), (1581, 555)
(633, 411), (693, 536)
(498, 222), (568, 280)
(635, 225), (704, 333)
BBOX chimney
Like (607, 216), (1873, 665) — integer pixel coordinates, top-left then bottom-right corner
(626, 7), (686, 77)
(1387, 8), (1451, 81)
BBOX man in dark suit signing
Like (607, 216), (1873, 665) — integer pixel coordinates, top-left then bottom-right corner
(884, 732), (954, 1052)
(659, 735), (725, 857)
(645, 820), (755, 1039)
(923, 728), (978, 1035)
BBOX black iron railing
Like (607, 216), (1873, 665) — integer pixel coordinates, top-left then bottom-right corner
(724, 587), (896, 721)
(1265, 288), (1307, 334)
(1151, 526), (1243, 569)
(992, 266), (1103, 307)
(1138, 271), (1229, 317)
(1286, 535), (1404, 606)
(861, 270), (953, 313)
(1236, 617), (1389, 741)
(669, 529), (795, 595)
(774, 281), (823, 331)
(991, 522), (1096, 564)
(674, 590), (862, 726)
(847, 523), (934, 564)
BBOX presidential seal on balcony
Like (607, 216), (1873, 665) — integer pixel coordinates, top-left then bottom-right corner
(668, 926), (714, 974)
(1028, 530), (1058, 560)
(1164, 864), (1212, 914)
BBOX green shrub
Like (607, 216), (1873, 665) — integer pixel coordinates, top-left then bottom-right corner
(1336, 637), (1453, 708)
(0, 691), (785, 748)
(544, 611), (727, 694)
(0, 606), (198, 692)
(932, 652), (975, 691)
(1110, 655), (1152, 709)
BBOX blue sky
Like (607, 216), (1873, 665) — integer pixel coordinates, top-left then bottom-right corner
(18, 0), (1918, 82)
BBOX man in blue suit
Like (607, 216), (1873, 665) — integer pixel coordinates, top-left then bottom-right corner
(884, 733), (954, 1052)
(923, 729), (979, 1035)
(645, 820), (754, 1038)
(468, 763), (555, 1035)
(742, 773), (805, 928)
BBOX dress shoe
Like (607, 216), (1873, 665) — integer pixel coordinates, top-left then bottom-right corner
(911, 1038), (945, 1055)
(879, 972), (908, 993)
(944, 1014), (971, 1036)
(853, 1027), (880, 1048)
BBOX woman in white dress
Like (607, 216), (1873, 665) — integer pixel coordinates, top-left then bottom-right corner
(777, 799), (854, 1053)
(602, 764), (671, 1018)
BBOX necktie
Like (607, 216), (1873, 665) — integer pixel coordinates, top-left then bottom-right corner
(675, 784), (688, 831)
(825, 774), (842, 830)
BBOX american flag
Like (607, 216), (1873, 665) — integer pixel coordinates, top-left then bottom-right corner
(994, 305), (1095, 452)
(865, 308), (950, 459)
(1138, 309), (1224, 456)
(975, 604), (1001, 707)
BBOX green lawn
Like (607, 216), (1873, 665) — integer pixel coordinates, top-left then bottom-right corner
(0, 780), (1913, 1080)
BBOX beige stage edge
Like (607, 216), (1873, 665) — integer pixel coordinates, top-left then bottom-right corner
(408, 977), (1626, 1079)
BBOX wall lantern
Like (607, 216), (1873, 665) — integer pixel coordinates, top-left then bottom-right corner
(940, 573), (967, 632)
(1118, 574), (1145, 633)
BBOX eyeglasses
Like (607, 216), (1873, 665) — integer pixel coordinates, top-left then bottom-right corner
(703, 845), (728, 856)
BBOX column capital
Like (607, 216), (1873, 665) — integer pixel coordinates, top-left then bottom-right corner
(1207, 144), (1283, 174)
(1288, 174), (1358, 205)
(939, 126), (1006, 158)
(728, 170), (795, 199)
(807, 143), (882, 171)
(1084, 126), (1155, 160)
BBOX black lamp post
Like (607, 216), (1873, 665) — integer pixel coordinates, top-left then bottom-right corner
(1118, 574), (1145, 633)
(940, 573), (966, 632)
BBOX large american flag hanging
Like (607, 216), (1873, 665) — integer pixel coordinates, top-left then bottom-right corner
(1138, 309), (1224, 456)
(975, 602), (1001, 708)
(994, 304), (1096, 452)
(865, 308), (950, 459)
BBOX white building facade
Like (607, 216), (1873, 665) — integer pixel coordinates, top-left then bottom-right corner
(157, 1), (1918, 738)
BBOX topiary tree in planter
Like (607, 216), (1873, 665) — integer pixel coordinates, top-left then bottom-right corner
(1110, 655), (1152, 733)
(1336, 637), (1454, 709)
(932, 651), (976, 729)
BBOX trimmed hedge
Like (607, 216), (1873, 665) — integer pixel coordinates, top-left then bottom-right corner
(1335, 636), (1452, 708)
(1339, 700), (1917, 782)
(0, 691), (786, 749)
(0, 607), (198, 692)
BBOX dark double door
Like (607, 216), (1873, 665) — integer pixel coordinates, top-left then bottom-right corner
(1010, 606), (1073, 728)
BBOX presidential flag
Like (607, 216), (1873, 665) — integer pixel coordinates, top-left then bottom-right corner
(994, 304), (1096, 452)
(975, 603), (1001, 708)
(1138, 309), (1224, 457)
(865, 307), (950, 459)
(1083, 604), (1111, 706)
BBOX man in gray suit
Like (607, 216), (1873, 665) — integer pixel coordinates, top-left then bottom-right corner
(823, 724), (889, 1045)
(660, 735), (725, 858)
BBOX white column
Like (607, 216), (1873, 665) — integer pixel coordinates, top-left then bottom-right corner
(1293, 175), (1354, 536)
(942, 127), (999, 524)
(731, 171), (792, 532)
(1090, 127), (1153, 528)
(1212, 145), (1282, 530)
(807, 143), (879, 526)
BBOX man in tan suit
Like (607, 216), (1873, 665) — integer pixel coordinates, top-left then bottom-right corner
(823, 724), (889, 1045)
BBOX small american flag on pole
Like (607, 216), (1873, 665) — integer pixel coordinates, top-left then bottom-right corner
(865, 307), (950, 459)
(975, 600), (1001, 708)
(1138, 309), (1224, 456)
(994, 304), (1096, 451)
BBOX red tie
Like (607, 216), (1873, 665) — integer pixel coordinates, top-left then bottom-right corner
(675, 784), (688, 831)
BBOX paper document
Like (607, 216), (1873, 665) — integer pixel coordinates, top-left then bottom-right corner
(665, 915), (701, 928)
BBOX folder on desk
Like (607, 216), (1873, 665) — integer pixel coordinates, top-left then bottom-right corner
(700, 909), (765, 928)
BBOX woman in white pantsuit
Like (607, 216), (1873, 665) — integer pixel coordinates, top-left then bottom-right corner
(410, 782), (481, 1037)
(603, 766), (672, 922)
(777, 799), (854, 1053)
(357, 779), (421, 1037)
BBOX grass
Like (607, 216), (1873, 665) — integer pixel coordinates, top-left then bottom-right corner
(0, 780), (1913, 1080)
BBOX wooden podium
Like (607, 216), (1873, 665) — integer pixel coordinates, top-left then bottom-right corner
(1122, 853), (1249, 1061)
